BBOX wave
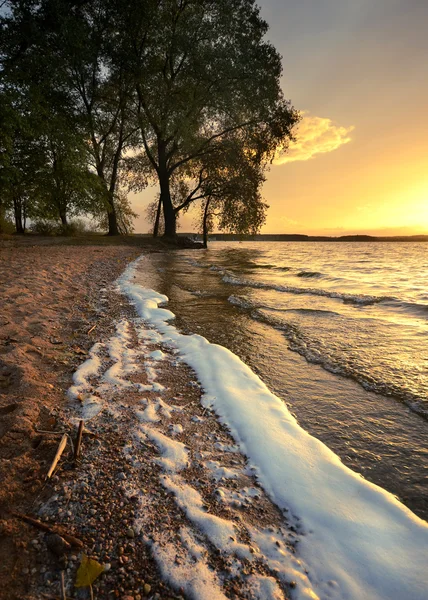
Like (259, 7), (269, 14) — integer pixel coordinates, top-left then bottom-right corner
(228, 295), (255, 309)
(249, 308), (428, 420)
(284, 307), (341, 316)
(189, 289), (218, 298)
(297, 271), (322, 278)
(222, 273), (394, 306)
(228, 295), (340, 318)
(250, 262), (291, 271)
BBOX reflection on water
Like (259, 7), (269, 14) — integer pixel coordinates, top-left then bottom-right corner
(135, 242), (428, 521)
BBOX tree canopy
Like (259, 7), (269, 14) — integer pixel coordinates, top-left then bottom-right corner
(0, 0), (298, 239)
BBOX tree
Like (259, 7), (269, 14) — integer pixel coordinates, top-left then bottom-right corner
(115, 0), (299, 237)
(178, 132), (268, 246)
(33, 119), (103, 227)
(1, 0), (138, 235)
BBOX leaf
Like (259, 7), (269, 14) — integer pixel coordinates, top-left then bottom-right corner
(75, 554), (104, 588)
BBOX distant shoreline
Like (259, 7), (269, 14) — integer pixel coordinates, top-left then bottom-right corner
(175, 233), (428, 242)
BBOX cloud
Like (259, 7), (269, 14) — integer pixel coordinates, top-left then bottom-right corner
(275, 112), (354, 165)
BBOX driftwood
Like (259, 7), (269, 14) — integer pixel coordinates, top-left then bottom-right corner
(13, 512), (84, 548)
(87, 324), (97, 335)
(60, 570), (66, 600)
(73, 420), (84, 463)
(47, 434), (68, 479)
(35, 429), (67, 436)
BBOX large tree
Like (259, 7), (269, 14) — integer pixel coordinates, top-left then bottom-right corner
(115, 0), (298, 237)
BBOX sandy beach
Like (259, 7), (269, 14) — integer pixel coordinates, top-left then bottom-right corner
(0, 237), (292, 600)
(0, 238), (142, 597)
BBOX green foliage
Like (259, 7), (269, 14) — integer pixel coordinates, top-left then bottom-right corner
(29, 217), (95, 236)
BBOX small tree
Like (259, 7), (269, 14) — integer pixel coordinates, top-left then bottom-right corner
(93, 188), (138, 235)
(187, 134), (268, 246)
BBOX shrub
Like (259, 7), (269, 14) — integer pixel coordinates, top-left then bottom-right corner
(28, 219), (59, 236)
(58, 218), (89, 236)
(0, 214), (15, 234)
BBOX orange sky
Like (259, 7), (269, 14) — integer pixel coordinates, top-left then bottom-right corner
(131, 0), (428, 235)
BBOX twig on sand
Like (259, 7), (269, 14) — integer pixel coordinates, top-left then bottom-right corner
(73, 420), (84, 463)
(13, 513), (84, 548)
(47, 434), (68, 479)
(87, 324), (97, 335)
(60, 571), (66, 600)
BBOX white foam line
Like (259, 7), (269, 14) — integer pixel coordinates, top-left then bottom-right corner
(118, 256), (428, 600)
(162, 474), (252, 560)
(68, 342), (104, 400)
(149, 536), (228, 600)
(139, 425), (189, 473)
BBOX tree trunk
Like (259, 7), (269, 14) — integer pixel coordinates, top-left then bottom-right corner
(13, 197), (24, 234)
(107, 205), (119, 236)
(153, 196), (162, 238)
(0, 198), (4, 234)
(96, 165), (120, 236)
(59, 208), (68, 226)
(158, 143), (176, 238)
(22, 200), (27, 233)
(202, 197), (211, 248)
(105, 190), (119, 236)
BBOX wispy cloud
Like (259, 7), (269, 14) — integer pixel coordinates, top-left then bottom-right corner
(275, 112), (354, 165)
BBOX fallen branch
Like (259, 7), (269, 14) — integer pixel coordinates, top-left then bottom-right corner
(60, 571), (66, 600)
(47, 434), (68, 479)
(73, 420), (84, 463)
(87, 324), (97, 335)
(13, 513), (84, 548)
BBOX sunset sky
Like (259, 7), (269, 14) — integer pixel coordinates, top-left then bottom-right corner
(131, 0), (428, 235)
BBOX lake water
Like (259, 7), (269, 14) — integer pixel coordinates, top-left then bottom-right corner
(136, 241), (428, 520)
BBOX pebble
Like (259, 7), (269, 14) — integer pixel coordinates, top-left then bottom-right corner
(126, 527), (135, 539)
(45, 533), (71, 557)
(143, 583), (151, 595)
